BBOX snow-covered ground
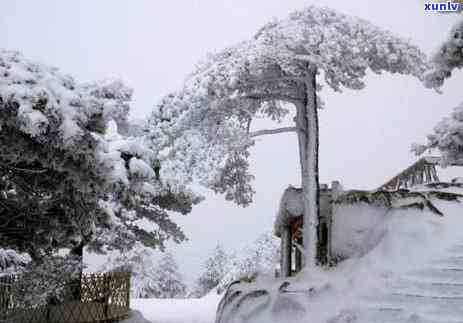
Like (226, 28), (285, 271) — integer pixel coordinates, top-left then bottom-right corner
(131, 293), (222, 323)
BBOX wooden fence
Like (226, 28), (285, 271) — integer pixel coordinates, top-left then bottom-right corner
(0, 271), (130, 323)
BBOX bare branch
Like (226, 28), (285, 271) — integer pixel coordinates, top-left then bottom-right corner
(250, 127), (297, 138)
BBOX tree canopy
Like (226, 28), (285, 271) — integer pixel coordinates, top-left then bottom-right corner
(424, 17), (463, 88)
(0, 50), (199, 265)
(415, 17), (463, 165)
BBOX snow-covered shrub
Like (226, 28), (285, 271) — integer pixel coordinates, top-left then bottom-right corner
(101, 243), (159, 298)
(9, 254), (82, 307)
(424, 17), (463, 88)
(217, 232), (279, 293)
(193, 244), (228, 297)
(413, 100), (463, 166)
(149, 252), (186, 299)
(0, 248), (30, 275)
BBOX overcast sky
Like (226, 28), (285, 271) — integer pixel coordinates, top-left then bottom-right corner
(2, 1), (462, 285)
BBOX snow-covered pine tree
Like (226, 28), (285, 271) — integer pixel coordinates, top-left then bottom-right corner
(148, 6), (428, 268)
(9, 254), (82, 307)
(101, 243), (159, 298)
(413, 100), (463, 165)
(194, 244), (228, 297)
(150, 252), (186, 299)
(415, 17), (463, 165)
(0, 50), (200, 276)
(424, 17), (463, 88)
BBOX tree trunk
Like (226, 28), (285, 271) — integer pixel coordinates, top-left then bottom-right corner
(280, 226), (292, 277)
(70, 241), (84, 301)
(295, 70), (320, 269)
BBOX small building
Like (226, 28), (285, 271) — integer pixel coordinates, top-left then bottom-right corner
(275, 156), (463, 278)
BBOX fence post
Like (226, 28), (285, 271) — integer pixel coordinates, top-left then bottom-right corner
(103, 273), (109, 320)
(126, 272), (130, 311)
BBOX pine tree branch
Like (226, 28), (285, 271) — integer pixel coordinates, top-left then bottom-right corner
(249, 127), (297, 138)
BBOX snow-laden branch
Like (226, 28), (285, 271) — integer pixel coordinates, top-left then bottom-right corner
(249, 127), (297, 138)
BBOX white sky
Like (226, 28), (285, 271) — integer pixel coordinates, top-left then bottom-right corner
(2, 1), (462, 285)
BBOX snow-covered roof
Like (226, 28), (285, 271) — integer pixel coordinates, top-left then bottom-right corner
(274, 182), (463, 238)
(274, 185), (332, 237)
(334, 184), (463, 216)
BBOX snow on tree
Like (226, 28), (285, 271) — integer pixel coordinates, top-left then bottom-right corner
(0, 50), (200, 274)
(100, 242), (159, 298)
(413, 101), (463, 165)
(425, 17), (463, 88)
(0, 248), (30, 275)
(414, 16), (463, 164)
(148, 6), (428, 268)
(149, 252), (186, 299)
(9, 254), (82, 307)
(193, 244), (228, 297)
(217, 232), (279, 293)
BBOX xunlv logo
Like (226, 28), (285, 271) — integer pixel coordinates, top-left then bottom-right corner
(424, 1), (460, 12)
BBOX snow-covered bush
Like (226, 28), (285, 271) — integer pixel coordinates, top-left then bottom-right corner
(103, 249), (188, 299)
(193, 244), (228, 297)
(218, 232), (279, 293)
(414, 14), (463, 177)
(424, 17), (463, 88)
(101, 243), (160, 298)
(0, 248), (30, 275)
(149, 252), (186, 299)
(9, 254), (82, 307)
